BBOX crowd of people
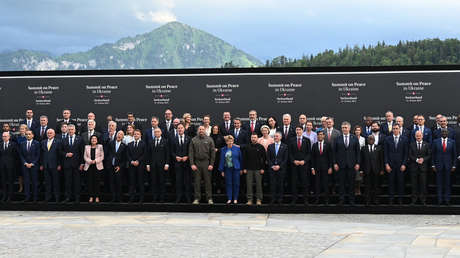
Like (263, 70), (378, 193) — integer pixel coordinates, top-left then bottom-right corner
(0, 108), (459, 207)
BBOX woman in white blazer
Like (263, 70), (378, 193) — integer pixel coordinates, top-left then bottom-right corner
(84, 135), (104, 203)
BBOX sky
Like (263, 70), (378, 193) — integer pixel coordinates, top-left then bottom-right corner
(1, 0), (460, 61)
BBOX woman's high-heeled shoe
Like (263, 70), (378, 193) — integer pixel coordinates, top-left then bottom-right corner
(226, 200), (231, 204)
(95, 197), (100, 203)
(89, 197), (93, 203)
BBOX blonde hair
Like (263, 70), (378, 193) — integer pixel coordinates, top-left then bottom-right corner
(224, 135), (234, 142)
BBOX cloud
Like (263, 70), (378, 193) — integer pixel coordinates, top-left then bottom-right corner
(135, 10), (177, 24)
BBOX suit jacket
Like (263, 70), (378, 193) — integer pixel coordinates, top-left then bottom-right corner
(323, 128), (341, 147)
(80, 131), (102, 145)
(219, 121), (234, 136)
(333, 134), (361, 168)
(410, 127), (432, 145)
(278, 124), (297, 144)
(384, 135), (409, 167)
(142, 127), (164, 147)
(367, 132), (386, 146)
(311, 141), (333, 171)
(381, 121), (395, 136)
(360, 144), (384, 174)
(362, 125), (373, 138)
(243, 120), (262, 137)
(288, 136), (311, 165)
(147, 137), (170, 166)
(20, 118), (40, 131)
(160, 120), (174, 137)
(399, 127), (411, 139)
(218, 145), (242, 171)
(170, 134), (191, 158)
(33, 125), (51, 142)
(19, 140), (40, 167)
(455, 125), (460, 157)
(231, 128), (249, 147)
(83, 144), (104, 171)
(433, 127), (456, 140)
(105, 140), (126, 169)
(266, 142), (288, 169)
(40, 138), (62, 169)
(0, 141), (18, 169)
(432, 138), (457, 171)
(60, 135), (84, 169)
(127, 140), (146, 165)
(122, 121), (143, 133)
(408, 141), (431, 172)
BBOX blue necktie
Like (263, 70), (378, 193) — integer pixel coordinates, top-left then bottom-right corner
(275, 143), (279, 156)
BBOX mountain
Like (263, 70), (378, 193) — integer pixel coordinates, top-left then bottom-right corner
(0, 22), (262, 71)
(266, 38), (460, 67)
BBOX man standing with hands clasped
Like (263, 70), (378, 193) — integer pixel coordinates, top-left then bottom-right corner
(432, 129), (456, 206)
(189, 125), (215, 205)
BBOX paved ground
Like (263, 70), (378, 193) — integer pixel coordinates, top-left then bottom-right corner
(1, 212), (460, 257)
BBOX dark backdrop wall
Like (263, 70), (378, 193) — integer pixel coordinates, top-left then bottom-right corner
(0, 70), (459, 131)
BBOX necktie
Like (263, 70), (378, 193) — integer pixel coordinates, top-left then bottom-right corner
(275, 143), (279, 156)
(235, 129), (239, 138)
(319, 142), (323, 154)
(388, 123), (392, 132)
(27, 141), (31, 152)
(395, 136), (399, 146)
(370, 145), (373, 153)
(180, 136), (183, 146)
(251, 121), (255, 132)
(345, 135), (349, 147)
(297, 138), (301, 150)
(156, 139), (159, 147)
(135, 141), (138, 148)
(418, 142), (421, 151)
(284, 126), (288, 138)
(443, 139), (447, 152)
(70, 136), (73, 147)
(41, 127), (45, 137)
(3, 143), (6, 151)
(47, 140), (52, 151)
(328, 130), (331, 141)
(27, 120), (31, 128)
(226, 122), (229, 131)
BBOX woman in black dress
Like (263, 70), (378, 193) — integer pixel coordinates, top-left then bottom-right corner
(211, 125), (225, 194)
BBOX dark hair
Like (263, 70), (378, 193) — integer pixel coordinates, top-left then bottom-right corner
(266, 116), (278, 129)
(295, 125), (304, 130)
(353, 125), (362, 134)
(89, 135), (98, 143)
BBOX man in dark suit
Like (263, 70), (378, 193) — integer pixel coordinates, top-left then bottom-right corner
(361, 135), (384, 206)
(106, 130), (126, 203)
(433, 116), (456, 140)
(102, 121), (117, 145)
(369, 122), (385, 146)
(146, 128), (170, 203)
(122, 112), (143, 133)
(2, 123), (16, 143)
(455, 114), (460, 183)
(408, 130), (431, 205)
(432, 129), (457, 205)
(34, 115), (51, 142)
(19, 130), (40, 202)
(278, 114), (296, 144)
(79, 112), (102, 134)
(267, 132), (288, 204)
(311, 130), (333, 205)
(160, 109), (174, 138)
(384, 123), (409, 205)
(0, 132), (19, 202)
(298, 114), (308, 132)
(171, 123), (191, 203)
(410, 115), (432, 145)
(81, 120), (102, 145)
(381, 111), (395, 136)
(56, 109), (79, 135)
(288, 125), (311, 205)
(143, 116), (164, 147)
(333, 122), (361, 205)
(40, 129), (62, 203)
(60, 124), (84, 204)
(231, 118), (248, 148)
(20, 109), (39, 131)
(56, 122), (69, 140)
(243, 109), (262, 137)
(431, 114), (443, 133)
(219, 112), (234, 136)
(127, 129), (146, 203)
(324, 117), (341, 146)
(396, 116), (411, 139)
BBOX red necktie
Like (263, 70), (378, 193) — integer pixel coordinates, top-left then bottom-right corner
(319, 142), (323, 154)
(328, 130), (331, 141)
(443, 139), (447, 152)
(297, 138), (301, 150)
(251, 122), (254, 132)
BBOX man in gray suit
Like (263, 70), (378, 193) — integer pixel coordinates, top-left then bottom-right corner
(324, 117), (341, 146)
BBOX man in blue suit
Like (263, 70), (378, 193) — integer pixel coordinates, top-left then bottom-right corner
(333, 121), (361, 206)
(384, 124), (409, 205)
(267, 132), (288, 205)
(40, 129), (62, 203)
(19, 130), (41, 202)
(20, 109), (39, 131)
(410, 115), (432, 144)
(432, 129), (457, 205)
(231, 118), (248, 147)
